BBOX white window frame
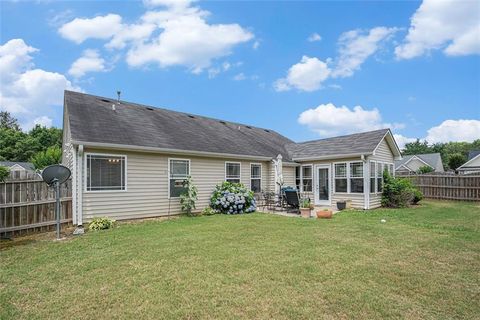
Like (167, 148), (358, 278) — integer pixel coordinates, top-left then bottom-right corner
(349, 161), (364, 194)
(250, 163), (262, 192)
(168, 158), (191, 199)
(225, 161), (241, 183)
(301, 164), (313, 192)
(333, 161), (349, 194)
(84, 152), (127, 193)
(370, 160), (377, 194)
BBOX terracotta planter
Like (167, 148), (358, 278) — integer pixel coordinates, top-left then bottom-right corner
(300, 208), (311, 218)
(316, 209), (333, 219)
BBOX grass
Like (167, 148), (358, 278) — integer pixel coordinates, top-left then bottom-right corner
(1, 200), (479, 319)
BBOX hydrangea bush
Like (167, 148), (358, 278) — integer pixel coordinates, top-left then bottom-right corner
(210, 182), (256, 214)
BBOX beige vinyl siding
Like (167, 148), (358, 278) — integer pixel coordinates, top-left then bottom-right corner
(368, 138), (395, 209)
(298, 157), (366, 209)
(283, 166), (295, 188)
(81, 148), (270, 221)
(406, 158), (429, 172)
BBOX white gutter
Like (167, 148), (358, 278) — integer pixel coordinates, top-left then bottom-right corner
(293, 152), (372, 162)
(72, 146), (77, 225)
(71, 140), (273, 161)
(77, 144), (83, 226)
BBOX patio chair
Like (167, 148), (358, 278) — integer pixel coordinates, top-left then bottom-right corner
(283, 190), (300, 214)
(262, 192), (276, 211)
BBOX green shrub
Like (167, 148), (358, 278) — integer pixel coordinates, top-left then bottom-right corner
(89, 217), (116, 231)
(0, 166), (9, 182)
(417, 165), (434, 174)
(201, 207), (217, 216)
(210, 181), (256, 214)
(180, 176), (198, 216)
(300, 198), (310, 208)
(412, 189), (424, 205)
(381, 172), (422, 208)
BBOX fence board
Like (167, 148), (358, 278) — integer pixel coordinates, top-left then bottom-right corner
(403, 174), (480, 201)
(0, 176), (72, 237)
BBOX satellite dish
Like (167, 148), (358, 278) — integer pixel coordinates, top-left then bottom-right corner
(42, 164), (71, 185)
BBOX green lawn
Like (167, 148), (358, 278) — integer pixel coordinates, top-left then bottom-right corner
(1, 200), (479, 319)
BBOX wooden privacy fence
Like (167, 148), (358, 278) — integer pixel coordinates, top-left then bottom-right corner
(404, 174), (480, 201)
(0, 177), (72, 237)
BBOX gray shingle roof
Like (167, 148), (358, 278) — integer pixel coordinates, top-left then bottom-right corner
(468, 150), (480, 160)
(65, 90), (294, 160)
(0, 161), (35, 170)
(285, 129), (390, 160)
(395, 153), (441, 169)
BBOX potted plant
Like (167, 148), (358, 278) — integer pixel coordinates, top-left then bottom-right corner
(300, 198), (311, 218)
(317, 208), (333, 219)
(337, 200), (346, 211)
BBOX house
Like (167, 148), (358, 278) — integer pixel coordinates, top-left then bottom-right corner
(62, 91), (401, 227)
(457, 150), (480, 175)
(394, 153), (444, 174)
(0, 161), (35, 173)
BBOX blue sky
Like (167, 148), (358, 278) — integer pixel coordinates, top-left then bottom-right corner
(1, 0), (479, 147)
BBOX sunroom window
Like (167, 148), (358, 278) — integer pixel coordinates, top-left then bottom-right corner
(350, 162), (364, 193)
(377, 163), (384, 193)
(370, 161), (376, 193)
(334, 163), (347, 192)
(86, 154), (126, 191)
(169, 159), (190, 197)
(226, 162), (241, 183)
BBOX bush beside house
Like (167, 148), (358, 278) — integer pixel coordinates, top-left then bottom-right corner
(210, 182), (256, 214)
(382, 171), (423, 208)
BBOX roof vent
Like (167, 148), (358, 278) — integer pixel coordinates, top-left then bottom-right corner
(146, 107), (154, 111)
(100, 99), (110, 103)
(246, 126), (252, 129)
(111, 104), (116, 111)
(264, 129), (270, 132)
(188, 115), (196, 119)
(219, 121), (227, 125)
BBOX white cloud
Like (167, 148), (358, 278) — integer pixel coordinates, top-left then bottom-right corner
(58, 14), (123, 44)
(275, 26), (397, 91)
(393, 134), (417, 149)
(252, 40), (260, 49)
(23, 116), (54, 131)
(395, 0), (480, 59)
(298, 102), (402, 137)
(332, 27), (398, 78)
(307, 33), (322, 42)
(233, 72), (246, 81)
(0, 39), (80, 130)
(68, 49), (107, 78)
(274, 56), (331, 92)
(59, 3), (254, 74)
(425, 120), (480, 143)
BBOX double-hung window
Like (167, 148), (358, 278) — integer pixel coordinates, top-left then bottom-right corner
(350, 162), (364, 193)
(169, 159), (190, 197)
(370, 161), (376, 193)
(302, 165), (313, 192)
(377, 162), (384, 193)
(334, 163), (347, 193)
(86, 154), (126, 191)
(250, 164), (262, 192)
(226, 162), (241, 183)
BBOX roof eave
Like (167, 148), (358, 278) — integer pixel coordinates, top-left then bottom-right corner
(292, 152), (372, 162)
(71, 140), (275, 161)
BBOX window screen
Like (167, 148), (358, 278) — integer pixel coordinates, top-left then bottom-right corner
(169, 159), (190, 197)
(86, 154), (126, 191)
(250, 164), (261, 192)
(226, 162), (241, 183)
(334, 163), (347, 193)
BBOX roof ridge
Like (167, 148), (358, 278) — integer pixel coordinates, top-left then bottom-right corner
(292, 128), (389, 145)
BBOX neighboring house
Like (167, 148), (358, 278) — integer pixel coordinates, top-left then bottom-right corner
(457, 150), (480, 175)
(395, 153), (444, 174)
(0, 161), (35, 172)
(62, 91), (401, 226)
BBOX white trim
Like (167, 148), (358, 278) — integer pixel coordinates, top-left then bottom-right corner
(168, 158), (191, 199)
(314, 164), (331, 206)
(249, 163), (262, 192)
(332, 161), (365, 194)
(77, 145), (83, 226)
(84, 152), (128, 193)
(395, 163), (412, 171)
(72, 146), (77, 225)
(8, 164), (26, 171)
(404, 155), (432, 168)
(457, 153), (480, 170)
(333, 161), (348, 194)
(364, 161), (369, 209)
(72, 140), (272, 161)
(373, 130), (402, 159)
(225, 161), (241, 183)
(369, 160), (378, 194)
(292, 152), (371, 162)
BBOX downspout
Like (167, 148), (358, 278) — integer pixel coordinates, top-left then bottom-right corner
(75, 145), (84, 232)
(72, 146), (77, 225)
(361, 154), (369, 210)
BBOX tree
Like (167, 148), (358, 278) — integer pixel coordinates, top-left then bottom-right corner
(402, 139), (432, 155)
(30, 146), (62, 170)
(417, 165), (434, 174)
(448, 153), (467, 170)
(0, 166), (9, 182)
(0, 111), (20, 130)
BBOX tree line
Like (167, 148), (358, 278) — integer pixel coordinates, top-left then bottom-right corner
(0, 112), (62, 169)
(402, 139), (480, 170)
